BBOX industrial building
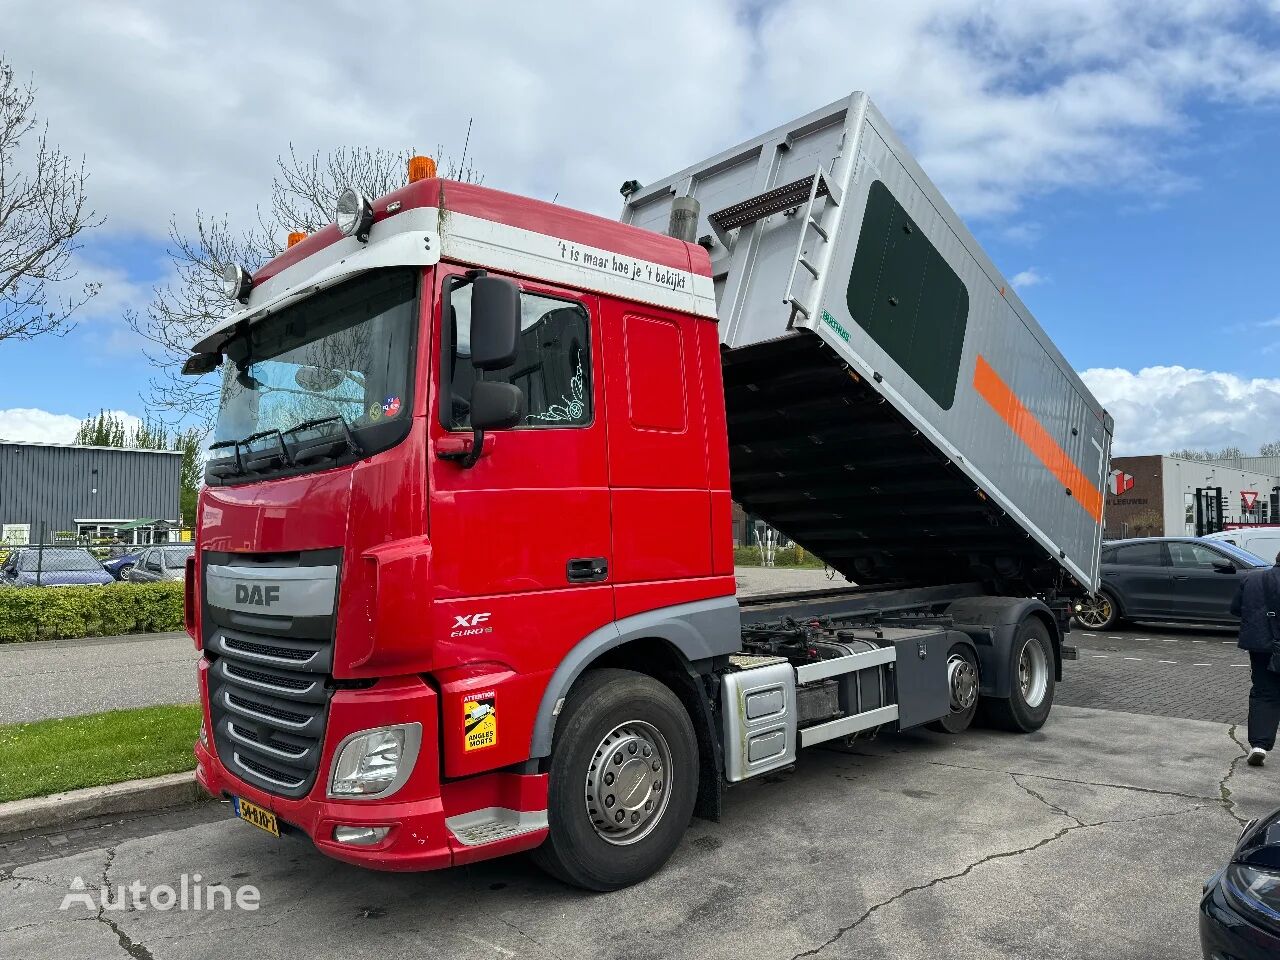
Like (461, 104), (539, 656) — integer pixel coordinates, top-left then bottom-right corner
(1106, 454), (1280, 538)
(0, 440), (182, 545)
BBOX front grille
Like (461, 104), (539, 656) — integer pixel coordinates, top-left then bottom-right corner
(202, 549), (339, 800)
(209, 647), (332, 797)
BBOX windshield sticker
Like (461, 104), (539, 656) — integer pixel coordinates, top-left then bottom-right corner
(367, 402), (383, 422)
(382, 395), (402, 418)
(464, 693), (497, 752)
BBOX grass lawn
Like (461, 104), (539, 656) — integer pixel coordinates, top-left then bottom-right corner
(0, 703), (201, 803)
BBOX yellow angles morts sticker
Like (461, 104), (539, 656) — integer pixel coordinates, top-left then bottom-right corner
(463, 692), (497, 752)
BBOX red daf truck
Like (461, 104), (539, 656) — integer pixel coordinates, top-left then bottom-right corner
(185, 93), (1112, 890)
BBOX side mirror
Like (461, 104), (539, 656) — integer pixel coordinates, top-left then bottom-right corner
(470, 381), (526, 430)
(469, 276), (520, 370)
(1213, 561), (1237, 574)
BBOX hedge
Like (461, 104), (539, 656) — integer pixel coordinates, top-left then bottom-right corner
(732, 545), (826, 568)
(0, 581), (185, 643)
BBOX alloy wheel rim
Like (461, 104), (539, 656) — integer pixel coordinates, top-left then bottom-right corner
(1076, 595), (1111, 628)
(584, 720), (672, 845)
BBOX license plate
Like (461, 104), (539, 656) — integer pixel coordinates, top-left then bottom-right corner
(233, 797), (279, 837)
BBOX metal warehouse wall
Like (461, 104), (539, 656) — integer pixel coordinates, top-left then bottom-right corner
(0, 442), (181, 536)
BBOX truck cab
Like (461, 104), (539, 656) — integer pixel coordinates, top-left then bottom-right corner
(189, 173), (739, 883)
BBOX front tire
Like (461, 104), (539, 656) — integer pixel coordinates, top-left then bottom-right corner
(532, 668), (698, 891)
(981, 618), (1055, 733)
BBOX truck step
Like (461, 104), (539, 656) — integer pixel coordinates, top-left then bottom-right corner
(445, 807), (548, 847)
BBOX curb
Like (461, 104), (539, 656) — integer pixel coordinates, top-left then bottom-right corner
(0, 771), (211, 837)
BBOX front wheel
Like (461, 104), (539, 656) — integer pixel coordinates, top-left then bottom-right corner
(532, 668), (698, 891)
(981, 618), (1056, 733)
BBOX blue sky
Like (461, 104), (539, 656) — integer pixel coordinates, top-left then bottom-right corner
(2, 1), (1279, 454)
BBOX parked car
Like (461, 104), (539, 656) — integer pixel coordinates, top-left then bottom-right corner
(1204, 527), (1280, 565)
(1075, 536), (1270, 631)
(124, 545), (194, 583)
(1200, 804), (1280, 958)
(102, 549), (142, 580)
(0, 547), (114, 587)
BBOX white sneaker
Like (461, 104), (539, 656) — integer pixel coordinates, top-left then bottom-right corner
(1248, 747), (1267, 767)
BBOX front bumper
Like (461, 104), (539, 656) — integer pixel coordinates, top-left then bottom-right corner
(195, 660), (547, 871)
(1200, 872), (1280, 960)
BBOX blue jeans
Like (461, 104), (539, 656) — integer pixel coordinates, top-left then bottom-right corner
(1249, 651), (1280, 750)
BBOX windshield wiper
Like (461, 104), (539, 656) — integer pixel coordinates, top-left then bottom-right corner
(283, 416), (363, 458)
(207, 438), (248, 478)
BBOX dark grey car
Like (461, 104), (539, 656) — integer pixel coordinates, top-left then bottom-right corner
(125, 545), (194, 583)
(1075, 537), (1270, 630)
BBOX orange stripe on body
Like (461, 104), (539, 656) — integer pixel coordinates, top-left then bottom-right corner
(972, 355), (1103, 523)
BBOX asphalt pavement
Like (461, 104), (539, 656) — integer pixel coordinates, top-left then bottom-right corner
(0, 632), (199, 724)
(2, 705), (1271, 960)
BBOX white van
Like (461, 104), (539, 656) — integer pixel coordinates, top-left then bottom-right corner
(1202, 528), (1280, 564)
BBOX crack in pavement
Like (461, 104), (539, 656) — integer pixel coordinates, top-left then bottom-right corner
(841, 750), (1222, 804)
(496, 914), (566, 960)
(786, 802), (1203, 960)
(1219, 724), (1250, 828)
(92, 846), (156, 960)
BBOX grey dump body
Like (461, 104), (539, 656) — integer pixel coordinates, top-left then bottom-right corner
(622, 92), (1111, 595)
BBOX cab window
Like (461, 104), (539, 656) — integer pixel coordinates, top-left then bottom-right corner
(446, 283), (591, 430)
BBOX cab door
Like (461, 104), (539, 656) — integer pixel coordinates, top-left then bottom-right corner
(426, 265), (615, 774)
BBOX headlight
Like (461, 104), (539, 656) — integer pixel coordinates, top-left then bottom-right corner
(329, 723), (421, 799)
(336, 187), (374, 240)
(1224, 863), (1280, 927)
(220, 263), (252, 302)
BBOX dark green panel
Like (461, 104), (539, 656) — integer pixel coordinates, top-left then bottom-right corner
(846, 181), (969, 409)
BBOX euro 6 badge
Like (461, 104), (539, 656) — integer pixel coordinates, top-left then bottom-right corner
(463, 692), (497, 752)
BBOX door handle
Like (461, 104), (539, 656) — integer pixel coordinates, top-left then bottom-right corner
(567, 557), (608, 583)
(1173, 575), (1190, 580)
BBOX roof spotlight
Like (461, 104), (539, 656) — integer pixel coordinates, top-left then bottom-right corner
(221, 263), (252, 302)
(336, 187), (375, 241)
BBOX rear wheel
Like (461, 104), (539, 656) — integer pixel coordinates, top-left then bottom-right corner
(1074, 590), (1119, 631)
(532, 668), (698, 890)
(981, 618), (1055, 733)
(927, 643), (980, 734)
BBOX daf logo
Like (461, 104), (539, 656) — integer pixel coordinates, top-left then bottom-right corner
(236, 583), (281, 607)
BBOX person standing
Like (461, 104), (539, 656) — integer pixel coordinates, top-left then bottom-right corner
(1231, 552), (1280, 766)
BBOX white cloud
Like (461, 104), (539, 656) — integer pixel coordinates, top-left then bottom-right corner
(1080, 366), (1280, 456)
(3, 0), (1279, 245)
(0, 408), (143, 444)
(1010, 267), (1046, 290)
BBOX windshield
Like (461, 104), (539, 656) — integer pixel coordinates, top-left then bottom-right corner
(20, 549), (102, 572)
(209, 268), (418, 482)
(1213, 540), (1270, 567)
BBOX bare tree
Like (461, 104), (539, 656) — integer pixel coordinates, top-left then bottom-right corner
(131, 129), (481, 428)
(0, 57), (103, 344)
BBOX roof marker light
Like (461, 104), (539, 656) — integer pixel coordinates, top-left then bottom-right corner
(336, 187), (374, 242)
(287, 231), (306, 248)
(407, 155), (436, 183)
